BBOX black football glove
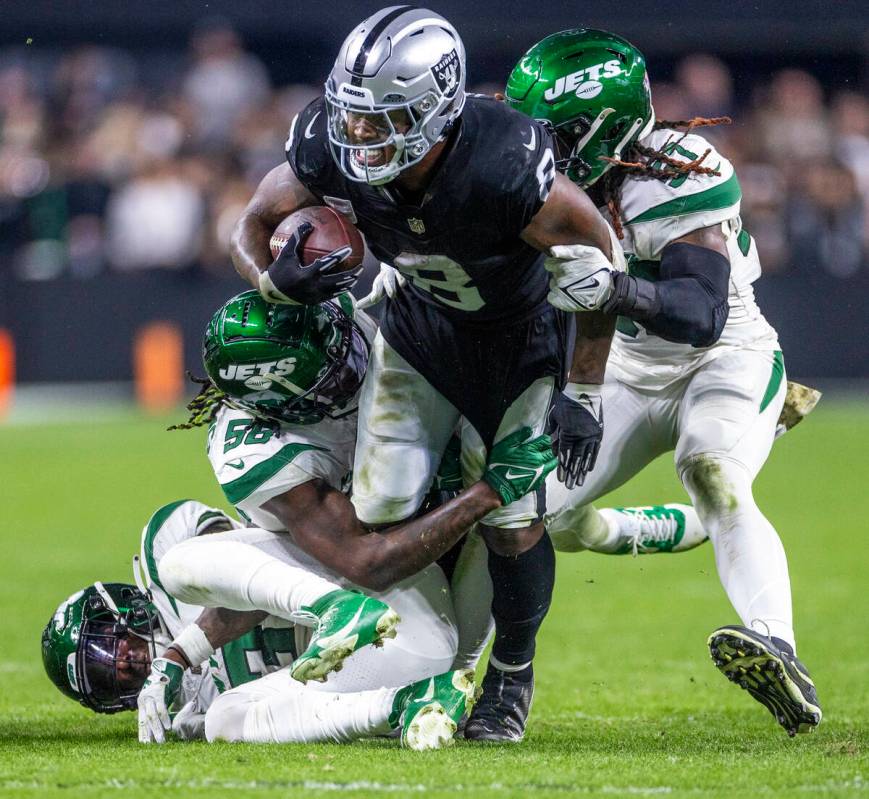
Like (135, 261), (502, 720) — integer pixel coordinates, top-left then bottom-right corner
(550, 384), (604, 490)
(258, 221), (362, 306)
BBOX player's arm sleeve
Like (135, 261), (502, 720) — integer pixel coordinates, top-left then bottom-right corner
(608, 134), (739, 346)
(602, 242), (730, 347)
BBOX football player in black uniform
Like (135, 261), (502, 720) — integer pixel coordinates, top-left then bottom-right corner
(230, 6), (624, 742)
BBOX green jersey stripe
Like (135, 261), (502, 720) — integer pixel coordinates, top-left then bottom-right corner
(760, 351), (785, 413)
(195, 509), (230, 535)
(221, 443), (327, 504)
(143, 500), (190, 616)
(626, 172), (741, 225)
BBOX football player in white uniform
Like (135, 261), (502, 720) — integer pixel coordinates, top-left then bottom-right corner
(41, 500), (483, 750)
(42, 290), (556, 749)
(505, 29), (821, 736)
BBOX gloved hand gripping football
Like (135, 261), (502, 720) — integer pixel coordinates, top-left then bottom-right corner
(259, 221), (361, 306)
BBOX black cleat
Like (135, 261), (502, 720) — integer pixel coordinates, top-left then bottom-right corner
(463, 663), (533, 743)
(708, 625), (822, 737)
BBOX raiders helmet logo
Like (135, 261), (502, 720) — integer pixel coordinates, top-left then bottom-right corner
(431, 49), (461, 98)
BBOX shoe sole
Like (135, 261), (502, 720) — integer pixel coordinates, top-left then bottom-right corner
(708, 628), (822, 736)
(402, 703), (457, 751)
(291, 608), (400, 684)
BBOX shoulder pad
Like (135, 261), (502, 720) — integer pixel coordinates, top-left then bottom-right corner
(285, 97), (332, 189)
(464, 96), (556, 203)
(618, 130), (741, 259)
(621, 129), (739, 224)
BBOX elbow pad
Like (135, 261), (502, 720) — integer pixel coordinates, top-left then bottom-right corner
(603, 242), (731, 347)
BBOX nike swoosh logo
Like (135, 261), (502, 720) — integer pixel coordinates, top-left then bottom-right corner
(504, 467), (540, 481)
(304, 112), (321, 140)
(523, 127), (536, 151)
(565, 275), (601, 292)
(314, 602), (368, 649)
(226, 459), (245, 470)
(419, 678), (436, 703)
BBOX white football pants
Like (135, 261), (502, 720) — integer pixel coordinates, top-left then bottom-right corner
(546, 348), (796, 646)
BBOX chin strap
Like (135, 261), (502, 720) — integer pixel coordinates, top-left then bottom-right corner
(132, 555), (149, 595)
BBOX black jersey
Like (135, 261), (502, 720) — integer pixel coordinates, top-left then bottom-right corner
(286, 94), (557, 324)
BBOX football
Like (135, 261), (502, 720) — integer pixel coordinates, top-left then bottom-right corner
(269, 206), (364, 270)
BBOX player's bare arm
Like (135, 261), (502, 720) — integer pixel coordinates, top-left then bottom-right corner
(522, 172), (613, 257)
(601, 223), (731, 348)
(230, 162), (317, 288)
(520, 172), (617, 382)
(165, 608), (269, 671)
(259, 426), (556, 591)
(264, 479), (499, 593)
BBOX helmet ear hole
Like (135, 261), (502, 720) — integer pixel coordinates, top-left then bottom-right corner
(605, 121), (626, 142)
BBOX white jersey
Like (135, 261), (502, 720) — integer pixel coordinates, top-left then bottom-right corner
(606, 128), (780, 389)
(137, 500), (297, 705)
(206, 309), (377, 530)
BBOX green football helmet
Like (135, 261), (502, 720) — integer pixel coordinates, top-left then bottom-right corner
(42, 582), (159, 714)
(204, 291), (368, 425)
(505, 28), (655, 187)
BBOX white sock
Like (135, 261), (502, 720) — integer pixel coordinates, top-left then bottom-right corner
(548, 504), (613, 552)
(158, 538), (341, 625)
(205, 682), (397, 743)
(682, 457), (795, 650)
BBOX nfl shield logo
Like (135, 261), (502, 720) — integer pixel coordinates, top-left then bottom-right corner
(408, 217), (426, 235)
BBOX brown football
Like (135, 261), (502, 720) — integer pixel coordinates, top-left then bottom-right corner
(269, 206), (364, 270)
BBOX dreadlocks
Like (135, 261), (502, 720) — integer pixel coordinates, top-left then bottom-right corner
(167, 374), (228, 431)
(600, 116), (732, 239)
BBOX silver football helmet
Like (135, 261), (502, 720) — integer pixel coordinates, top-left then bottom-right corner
(325, 6), (467, 185)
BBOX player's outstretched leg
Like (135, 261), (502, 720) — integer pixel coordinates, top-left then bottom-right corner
(564, 503), (708, 555)
(708, 625), (821, 736)
(602, 504), (708, 555)
(681, 451), (821, 735)
(291, 589), (399, 684)
(393, 669), (477, 751)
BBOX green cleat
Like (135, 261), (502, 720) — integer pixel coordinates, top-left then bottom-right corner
(290, 589), (399, 684)
(392, 669), (477, 751)
(708, 625), (822, 736)
(611, 504), (701, 555)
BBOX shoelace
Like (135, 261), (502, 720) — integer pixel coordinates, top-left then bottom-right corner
(626, 510), (679, 557)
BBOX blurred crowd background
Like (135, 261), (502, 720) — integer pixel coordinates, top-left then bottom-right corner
(0, 1), (866, 385)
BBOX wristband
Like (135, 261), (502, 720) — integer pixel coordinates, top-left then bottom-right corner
(171, 623), (215, 668)
(562, 382), (602, 403)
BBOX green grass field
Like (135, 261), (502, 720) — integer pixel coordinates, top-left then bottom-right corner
(1, 403), (867, 798)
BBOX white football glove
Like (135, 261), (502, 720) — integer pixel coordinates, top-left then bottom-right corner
(545, 244), (616, 312)
(545, 224), (627, 313)
(356, 262), (406, 309)
(137, 657), (184, 744)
